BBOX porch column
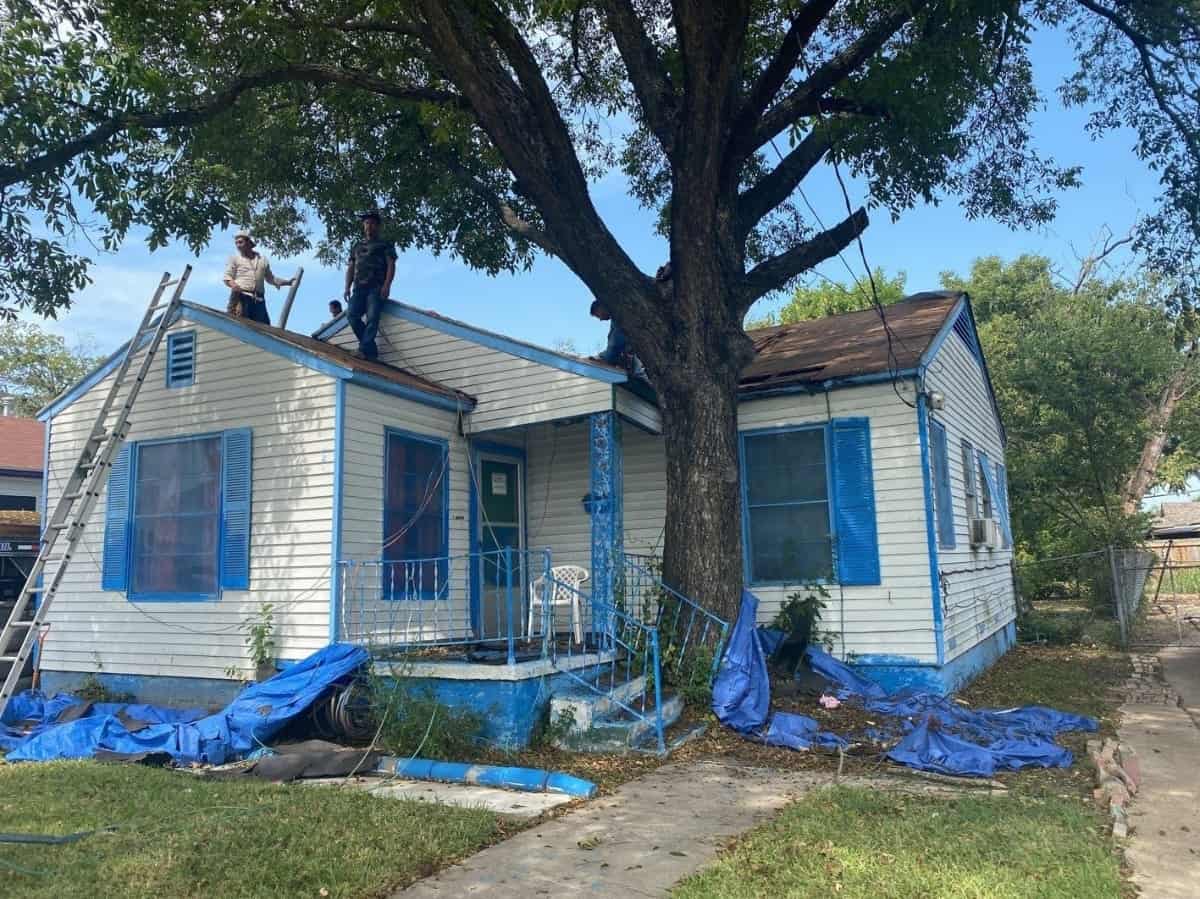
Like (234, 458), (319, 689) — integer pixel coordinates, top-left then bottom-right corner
(589, 411), (624, 610)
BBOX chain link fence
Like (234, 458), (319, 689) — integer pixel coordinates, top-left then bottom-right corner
(1015, 547), (1154, 649)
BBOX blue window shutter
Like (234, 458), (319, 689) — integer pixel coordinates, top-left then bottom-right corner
(930, 420), (956, 549)
(102, 444), (133, 591)
(995, 462), (1013, 547)
(831, 418), (881, 585)
(220, 428), (253, 589)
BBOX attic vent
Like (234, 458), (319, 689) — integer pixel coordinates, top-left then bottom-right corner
(166, 331), (196, 388)
(952, 310), (982, 363)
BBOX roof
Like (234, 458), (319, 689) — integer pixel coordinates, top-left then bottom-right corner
(313, 299), (628, 384)
(740, 291), (964, 393)
(40, 302), (476, 420)
(1152, 502), (1200, 537)
(190, 304), (473, 406)
(0, 417), (45, 474)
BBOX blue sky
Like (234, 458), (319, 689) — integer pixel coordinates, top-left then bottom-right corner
(30, 25), (1161, 359)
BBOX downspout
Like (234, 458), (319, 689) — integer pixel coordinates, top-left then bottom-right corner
(915, 364), (945, 665)
(376, 756), (598, 799)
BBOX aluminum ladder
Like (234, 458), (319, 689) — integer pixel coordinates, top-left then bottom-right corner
(0, 267), (192, 720)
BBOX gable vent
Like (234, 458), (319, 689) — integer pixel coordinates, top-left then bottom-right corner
(952, 310), (982, 363)
(166, 331), (196, 388)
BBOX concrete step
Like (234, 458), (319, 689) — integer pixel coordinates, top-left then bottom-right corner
(549, 674), (649, 732)
(552, 690), (685, 754)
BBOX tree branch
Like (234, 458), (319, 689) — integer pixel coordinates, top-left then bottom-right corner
(0, 64), (465, 191)
(742, 0), (926, 153)
(599, 0), (679, 155)
(735, 0), (838, 134)
(1074, 0), (1200, 169)
(736, 127), (833, 237)
(740, 206), (869, 304)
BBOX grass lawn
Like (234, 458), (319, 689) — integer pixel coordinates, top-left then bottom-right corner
(0, 761), (504, 899)
(673, 786), (1122, 899)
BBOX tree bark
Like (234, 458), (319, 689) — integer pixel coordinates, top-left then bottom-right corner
(1123, 344), (1199, 515)
(657, 356), (747, 622)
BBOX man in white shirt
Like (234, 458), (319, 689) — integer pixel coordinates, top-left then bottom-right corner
(223, 231), (294, 324)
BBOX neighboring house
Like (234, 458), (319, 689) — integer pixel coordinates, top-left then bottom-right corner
(33, 289), (1014, 741)
(1148, 502), (1200, 564)
(0, 415), (44, 513)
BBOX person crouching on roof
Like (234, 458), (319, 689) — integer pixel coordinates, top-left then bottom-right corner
(223, 231), (295, 325)
(343, 211), (397, 360)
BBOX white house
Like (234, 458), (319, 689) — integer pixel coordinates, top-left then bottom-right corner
(32, 289), (1014, 744)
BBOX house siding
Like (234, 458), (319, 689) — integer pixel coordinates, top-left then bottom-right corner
(923, 330), (1015, 662)
(525, 421), (591, 571)
(41, 319), (337, 681)
(329, 317), (613, 432)
(338, 384), (471, 641)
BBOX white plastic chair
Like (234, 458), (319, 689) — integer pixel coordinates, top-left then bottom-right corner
(528, 565), (589, 645)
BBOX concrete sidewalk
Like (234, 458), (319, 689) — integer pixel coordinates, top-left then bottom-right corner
(393, 759), (822, 897)
(1120, 652), (1200, 899)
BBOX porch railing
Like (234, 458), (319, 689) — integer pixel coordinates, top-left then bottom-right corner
(545, 572), (665, 754)
(338, 548), (551, 664)
(620, 554), (730, 696)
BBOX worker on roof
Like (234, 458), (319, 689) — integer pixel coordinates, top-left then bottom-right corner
(223, 231), (295, 325)
(343, 210), (397, 360)
(590, 300), (646, 379)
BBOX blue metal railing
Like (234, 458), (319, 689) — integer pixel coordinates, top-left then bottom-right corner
(545, 573), (665, 753)
(339, 548), (552, 664)
(620, 554), (730, 693)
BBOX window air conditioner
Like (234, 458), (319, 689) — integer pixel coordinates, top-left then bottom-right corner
(969, 518), (999, 548)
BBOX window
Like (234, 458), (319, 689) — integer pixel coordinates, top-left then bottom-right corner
(384, 431), (448, 598)
(131, 436), (221, 598)
(102, 429), (252, 598)
(961, 440), (977, 520)
(742, 428), (833, 583)
(929, 419), (955, 548)
(978, 457), (993, 520)
(166, 331), (196, 388)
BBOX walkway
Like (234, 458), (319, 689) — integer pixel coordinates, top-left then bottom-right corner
(1120, 651), (1200, 899)
(394, 759), (821, 897)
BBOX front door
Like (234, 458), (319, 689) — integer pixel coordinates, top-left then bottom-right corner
(478, 457), (524, 640)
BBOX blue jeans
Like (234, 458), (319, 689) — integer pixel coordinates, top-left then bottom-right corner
(347, 283), (384, 359)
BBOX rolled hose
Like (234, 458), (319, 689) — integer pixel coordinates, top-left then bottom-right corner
(376, 756), (597, 799)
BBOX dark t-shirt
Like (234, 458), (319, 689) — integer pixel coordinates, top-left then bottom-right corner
(350, 238), (398, 287)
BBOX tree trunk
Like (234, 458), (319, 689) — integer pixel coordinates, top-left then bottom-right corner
(655, 358), (746, 622)
(1123, 345), (1198, 514)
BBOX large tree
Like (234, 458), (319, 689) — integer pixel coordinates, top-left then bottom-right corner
(0, 319), (101, 416)
(2, 1), (1198, 617)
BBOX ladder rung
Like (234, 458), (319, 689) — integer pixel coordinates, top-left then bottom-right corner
(0, 656), (20, 664)
(4, 621), (32, 629)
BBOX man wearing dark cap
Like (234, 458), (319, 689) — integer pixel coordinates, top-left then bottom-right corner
(343, 211), (397, 360)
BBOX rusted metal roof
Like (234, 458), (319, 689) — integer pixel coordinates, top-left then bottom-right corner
(741, 291), (964, 393)
(0, 417), (44, 474)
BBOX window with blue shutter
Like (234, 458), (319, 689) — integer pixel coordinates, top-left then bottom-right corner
(101, 444), (132, 591)
(929, 419), (955, 549)
(103, 429), (251, 600)
(166, 331), (196, 388)
(830, 418), (881, 585)
(994, 461), (1012, 548)
(978, 450), (998, 524)
(220, 428), (253, 589)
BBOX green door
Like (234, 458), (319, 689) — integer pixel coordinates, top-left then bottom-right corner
(478, 458), (523, 639)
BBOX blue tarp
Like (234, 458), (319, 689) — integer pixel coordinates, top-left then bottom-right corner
(712, 592), (1097, 776)
(1, 643), (368, 764)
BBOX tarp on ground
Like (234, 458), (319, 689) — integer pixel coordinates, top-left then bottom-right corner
(1, 643), (368, 765)
(711, 592), (1096, 776)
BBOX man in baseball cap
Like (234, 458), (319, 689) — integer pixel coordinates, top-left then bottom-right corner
(343, 211), (397, 359)
(223, 230), (296, 324)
